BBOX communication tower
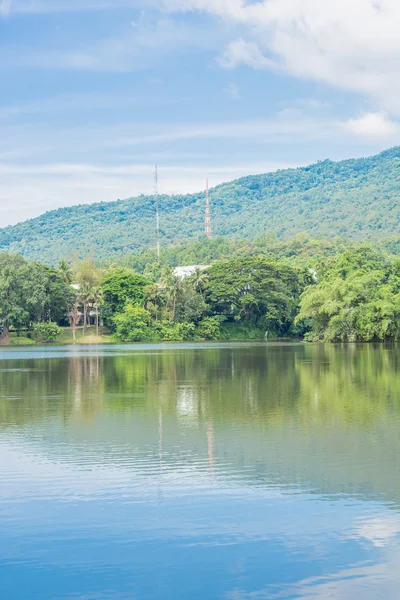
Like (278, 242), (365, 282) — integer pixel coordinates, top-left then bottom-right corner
(205, 178), (212, 238)
(154, 165), (161, 261)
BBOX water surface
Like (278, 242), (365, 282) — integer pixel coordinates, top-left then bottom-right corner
(1, 342), (400, 599)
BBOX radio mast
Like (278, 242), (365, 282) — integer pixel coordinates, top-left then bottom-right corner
(205, 178), (212, 238)
(154, 165), (161, 261)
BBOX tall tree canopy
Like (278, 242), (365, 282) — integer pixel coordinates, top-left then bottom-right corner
(297, 246), (400, 341)
(102, 268), (151, 319)
(0, 253), (72, 340)
(204, 257), (312, 337)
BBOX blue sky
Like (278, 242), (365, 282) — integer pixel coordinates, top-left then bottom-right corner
(1, 0), (400, 226)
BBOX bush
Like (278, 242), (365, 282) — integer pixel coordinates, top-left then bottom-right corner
(219, 322), (265, 340)
(197, 317), (222, 340)
(153, 321), (196, 342)
(113, 306), (198, 342)
(113, 305), (152, 342)
(32, 322), (62, 342)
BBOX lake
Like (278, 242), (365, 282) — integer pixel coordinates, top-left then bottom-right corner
(1, 342), (400, 599)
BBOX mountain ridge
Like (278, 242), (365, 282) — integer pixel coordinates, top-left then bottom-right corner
(2, 146), (400, 264)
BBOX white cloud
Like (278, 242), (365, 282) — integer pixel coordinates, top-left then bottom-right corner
(295, 98), (331, 111)
(354, 515), (400, 548)
(219, 38), (274, 69)
(345, 112), (399, 140)
(0, 0), (11, 15)
(165, 0), (400, 114)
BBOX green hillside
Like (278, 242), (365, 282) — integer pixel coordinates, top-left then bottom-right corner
(2, 146), (400, 264)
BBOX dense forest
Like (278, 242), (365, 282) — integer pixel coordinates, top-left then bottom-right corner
(116, 234), (363, 277)
(1, 146), (400, 264)
(1, 240), (400, 344)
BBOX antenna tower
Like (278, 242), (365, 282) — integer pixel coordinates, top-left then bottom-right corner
(205, 178), (212, 238)
(154, 165), (161, 261)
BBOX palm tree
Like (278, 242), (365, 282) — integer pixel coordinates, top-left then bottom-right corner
(67, 295), (82, 343)
(58, 260), (73, 285)
(80, 282), (93, 335)
(91, 285), (104, 336)
(144, 284), (164, 321)
(192, 267), (209, 299)
(160, 268), (182, 321)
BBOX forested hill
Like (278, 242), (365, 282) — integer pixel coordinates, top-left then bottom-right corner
(2, 146), (400, 264)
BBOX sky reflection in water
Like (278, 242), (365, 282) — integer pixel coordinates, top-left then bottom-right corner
(1, 342), (400, 599)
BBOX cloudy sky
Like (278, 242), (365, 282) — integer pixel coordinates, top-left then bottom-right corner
(2, 0), (400, 225)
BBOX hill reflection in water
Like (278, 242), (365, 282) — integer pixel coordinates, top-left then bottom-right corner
(1, 342), (400, 599)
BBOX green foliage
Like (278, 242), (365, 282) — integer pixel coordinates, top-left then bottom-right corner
(3, 147), (400, 264)
(297, 246), (400, 341)
(58, 260), (73, 284)
(0, 253), (72, 339)
(102, 268), (151, 323)
(32, 322), (62, 342)
(204, 256), (310, 337)
(173, 280), (206, 324)
(4, 233), (400, 345)
(113, 305), (152, 342)
(120, 233), (351, 277)
(113, 304), (197, 342)
(0, 253), (29, 337)
(42, 265), (75, 323)
(197, 317), (222, 340)
(219, 322), (266, 340)
(153, 321), (196, 342)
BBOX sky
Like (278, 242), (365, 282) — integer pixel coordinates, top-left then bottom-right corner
(2, 0), (400, 226)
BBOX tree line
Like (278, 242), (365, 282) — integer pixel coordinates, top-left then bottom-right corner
(0, 243), (400, 344)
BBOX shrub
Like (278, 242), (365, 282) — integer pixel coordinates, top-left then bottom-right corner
(153, 321), (196, 342)
(113, 305), (152, 342)
(32, 322), (62, 342)
(197, 317), (222, 340)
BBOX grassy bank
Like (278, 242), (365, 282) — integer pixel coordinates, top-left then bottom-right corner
(3, 325), (278, 347)
(4, 327), (116, 346)
(7, 335), (36, 346)
(57, 326), (116, 345)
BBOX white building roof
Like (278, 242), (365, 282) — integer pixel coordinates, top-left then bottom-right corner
(173, 265), (209, 280)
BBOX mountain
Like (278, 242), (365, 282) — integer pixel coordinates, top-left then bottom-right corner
(1, 147), (400, 265)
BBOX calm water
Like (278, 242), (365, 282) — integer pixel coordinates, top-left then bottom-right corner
(1, 342), (400, 599)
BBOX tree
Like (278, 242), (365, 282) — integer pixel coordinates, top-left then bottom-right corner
(0, 254), (27, 342)
(0, 254), (75, 343)
(74, 258), (99, 288)
(296, 246), (400, 342)
(160, 268), (182, 321)
(58, 260), (73, 285)
(41, 265), (74, 323)
(113, 305), (151, 342)
(191, 267), (209, 300)
(33, 322), (62, 342)
(204, 257), (307, 337)
(67, 293), (82, 343)
(144, 284), (165, 321)
(197, 317), (221, 340)
(102, 267), (151, 324)
(174, 279), (206, 324)
(91, 285), (104, 336)
(80, 282), (93, 335)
